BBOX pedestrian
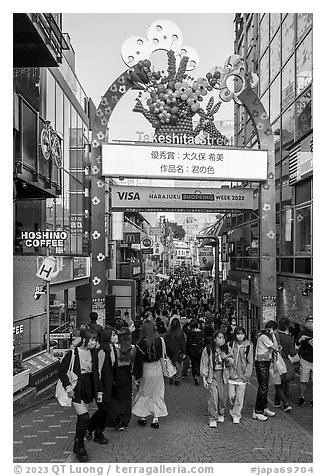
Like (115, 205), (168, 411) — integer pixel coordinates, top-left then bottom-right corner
(132, 321), (168, 429)
(184, 319), (205, 385)
(88, 312), (103, 343)
(228, 326), (253, 423)
(164, 317), (186, 385)
(106, 323), (133, 431)
(295, 315), (313, 407)
(87, 327), (118, 444)
(272, 317), (298, 412)
(58, 327), (99, 462)
(229, 317), (237, 340)
(252, 321), (279, 421)
(200, 330), (234, 428)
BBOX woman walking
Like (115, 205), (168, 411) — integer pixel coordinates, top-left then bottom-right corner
(184, 319), (204, 385)
(253, 321), (279, 421)
(228, 326), (253, 423)
(87, 327), (117, 444)
(164, 317), (186, 385)
(132, 321), (168, 429)
(58, 328), (99, 462)
(200, 330), (234, 427)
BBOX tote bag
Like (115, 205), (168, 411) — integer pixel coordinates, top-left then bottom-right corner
(55, 351), (78, 407)
(160, 338), (177, 378)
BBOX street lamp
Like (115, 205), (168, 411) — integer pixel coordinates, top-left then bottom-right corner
(197, 235), (220, 312)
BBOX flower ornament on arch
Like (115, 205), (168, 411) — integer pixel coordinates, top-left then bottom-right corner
(92, 230), (101, 240)
(263, 203), (271, 211)
(97, 180), (105, 188)
(92, 196), (100, 206)
(92, 277), (101, 286)
(91, 165), (100, 175)
(267, 231), (276, 239)
(97, 253), (105, 262)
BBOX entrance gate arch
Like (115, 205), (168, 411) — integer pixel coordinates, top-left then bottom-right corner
(89, 30), (276, 326)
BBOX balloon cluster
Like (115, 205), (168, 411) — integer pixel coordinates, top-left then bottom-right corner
(134, 51), (215, 127)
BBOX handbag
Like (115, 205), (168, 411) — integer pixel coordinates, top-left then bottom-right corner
(160, 338), (177, 378)
(55, 351), (78, 407)
(273, 352), (287, 375)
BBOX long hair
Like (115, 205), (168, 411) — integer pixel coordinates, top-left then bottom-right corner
(117, 326), (132, 362)
(138, 320), (157, 360)
(78, 327), (98, 346)
(100, 327), (116, 353)
(166, 317), (183, 340)
(233, 325), (247, 341)
(209, 330), (228, 354)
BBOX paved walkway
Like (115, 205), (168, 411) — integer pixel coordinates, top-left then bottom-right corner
(13, 374), (312, 464)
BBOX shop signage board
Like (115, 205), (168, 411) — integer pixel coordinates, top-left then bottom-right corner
(123, 232), (140, 244)
(198, 246), (214, 270)
(24, 352), (59, 391)
(103, 143), (268, 182)
(111, 185), (254, 212)
(73, 257), (90, 279)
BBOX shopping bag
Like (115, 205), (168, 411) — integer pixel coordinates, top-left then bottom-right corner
(160, 338), (177, 378)
(55, 351), (78, 407)
(273, 352), (287, 375)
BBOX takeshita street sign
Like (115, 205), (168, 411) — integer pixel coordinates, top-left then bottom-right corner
(102, 143), (268, 182)
(111, 185), (254, 212)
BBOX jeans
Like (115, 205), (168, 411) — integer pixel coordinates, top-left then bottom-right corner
(255, 360), (271, 414)
(207, 370), (227, 419)
(190, 356), (201, 378)
(174, 361), (183, 382)
(228, 383), (247, 418)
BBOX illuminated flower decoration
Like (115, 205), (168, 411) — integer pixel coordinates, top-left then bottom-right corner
(100, 97), (109, 107)
(92, 276), (101, 286)
(92, 230), (101, 240)
(97, 180), (104, 188)
(261, 214), (267, 221)
(104, 106), (112, 115)
(118, 76), (125, 84)
(263, 203), (271, 211)
(264, 128), (273, 136)
(119, 85), (126, 94)
(97, 131), (105, 140)
(91, 165), (100, 175)
(256, 123), (264, 130)
(101, 117), (108, 126)
(252, 110), (259, 118)
(267, 231), (275, 239)
(92, 196), (100, 205)
(262, 254), (270, 260)
(97, 253), (105, 262)
(297, 214), (304, 222)
(267, 172), (275, 180)
(110, 84), (118, 92)
(96, 156), (102, 164)
(92, 140), (100, 148)
(96, 289), (102, 295)
(263, 183), (270, 190)
(112, 95), (119, 104)
(96, 109), (104, 117)
(260, 112), (268, 120)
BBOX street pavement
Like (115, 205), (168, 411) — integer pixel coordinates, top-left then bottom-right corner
(13, 373), (312, 464)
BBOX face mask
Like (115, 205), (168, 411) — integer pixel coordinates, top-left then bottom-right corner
(236, 334), (245, 342)
(87, 338), (97, 349)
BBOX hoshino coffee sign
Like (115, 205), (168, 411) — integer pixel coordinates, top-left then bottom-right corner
(21, 231), (68, 247)
(111, 186), (254, 212)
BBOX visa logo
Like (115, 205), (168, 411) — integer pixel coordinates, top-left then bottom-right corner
(118, 192), (140, 200)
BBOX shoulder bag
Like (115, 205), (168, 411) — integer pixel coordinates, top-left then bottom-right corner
(160, 337), (177, 378)
(55, 351), (78, 407)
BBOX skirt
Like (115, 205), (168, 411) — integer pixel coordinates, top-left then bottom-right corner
(132, 361), (168, 418)
(106, 365), (132, 427)
(72, 373), (94, 404)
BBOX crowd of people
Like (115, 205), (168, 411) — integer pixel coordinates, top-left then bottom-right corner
(58, 270), (313, 462)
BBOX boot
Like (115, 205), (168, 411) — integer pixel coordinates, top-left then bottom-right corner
(74, 438), (89, 462)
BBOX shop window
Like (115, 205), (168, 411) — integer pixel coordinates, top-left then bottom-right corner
(296, 32), (312, 95)
(55, 83), (64, 135)
(295, 206), (311, 255)
(270, 13), (281, 38)
(295, 258), (311, 275)
(250, 257), (259, 270)
(70, 106), (77, 147)
(259, 14), (269, 55)
(281, 56), (295, 110)
(282, 104), (295, 149)
(297, 13), (312, 44)
(282, 14), (295, 65)
(295, 179), (311, 204)
(295, 89), (312, 142)
(260, 90), (269, 117)
(280, 208), (293, 255)
(15, 200), (46, 253)
(46, 71), (55, 125)
(270, 31), (281, 81)
(281, 258), (293, 273)
(259, 50), (269, 94)
(22, 102), (37, 170)
(270, 75), (280, 123)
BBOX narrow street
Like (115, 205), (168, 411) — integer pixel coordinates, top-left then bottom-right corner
(13, 374), (312, 464)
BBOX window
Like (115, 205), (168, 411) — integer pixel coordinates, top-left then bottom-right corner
(259, 14), (269, 55)
(22, 102), (37, 170)
(46, 71), (55, 125)
(295, 179), (312, 205)
(297, 13), (312, 43)
(270, 13), (281, 38)
(282, 104), (295, 149)
(296, 31), (312, 95)
(295, 88), (312, 140)
(295, 206), (311, 255)
(260, 90), (269, 117)
(259, 50), (269, 94)
(270, 31), (281, 81)
(272, 120), (281, 162)
(55, 84), (64, 135)
(280, 209), (293, 255)
(282, 14), (295, 65)
(282, 57), (295, 110)
(270, 75), (281, 122)
(15, 200), (46, 253)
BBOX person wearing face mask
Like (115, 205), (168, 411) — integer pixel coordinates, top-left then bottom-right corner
(86, 327), (118, 444)
(58, 328), (99, 462)
(228, 326), (253, 423)
(200, 330), (234, 428)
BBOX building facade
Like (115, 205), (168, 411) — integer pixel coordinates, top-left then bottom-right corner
(13, 14), (94, 358)
(225, 13), (313, 337)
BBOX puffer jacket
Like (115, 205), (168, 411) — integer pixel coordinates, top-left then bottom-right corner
(228, 340), (253, 382)
(200, 344), (234, 384)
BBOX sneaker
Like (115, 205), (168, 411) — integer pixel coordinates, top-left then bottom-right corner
(94, 433), (108, 445)
(263, 408), (276, 417)
(209, 419), (217, 428)
(194, 376), (199, 386)
(217, 415), (225, 423)
(252, 411), (268, 421)
(233, 416), (240, 424)
(273, 402), (282, 408)
(283, 404), (292, 412)
(298, 397), (306, 407)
